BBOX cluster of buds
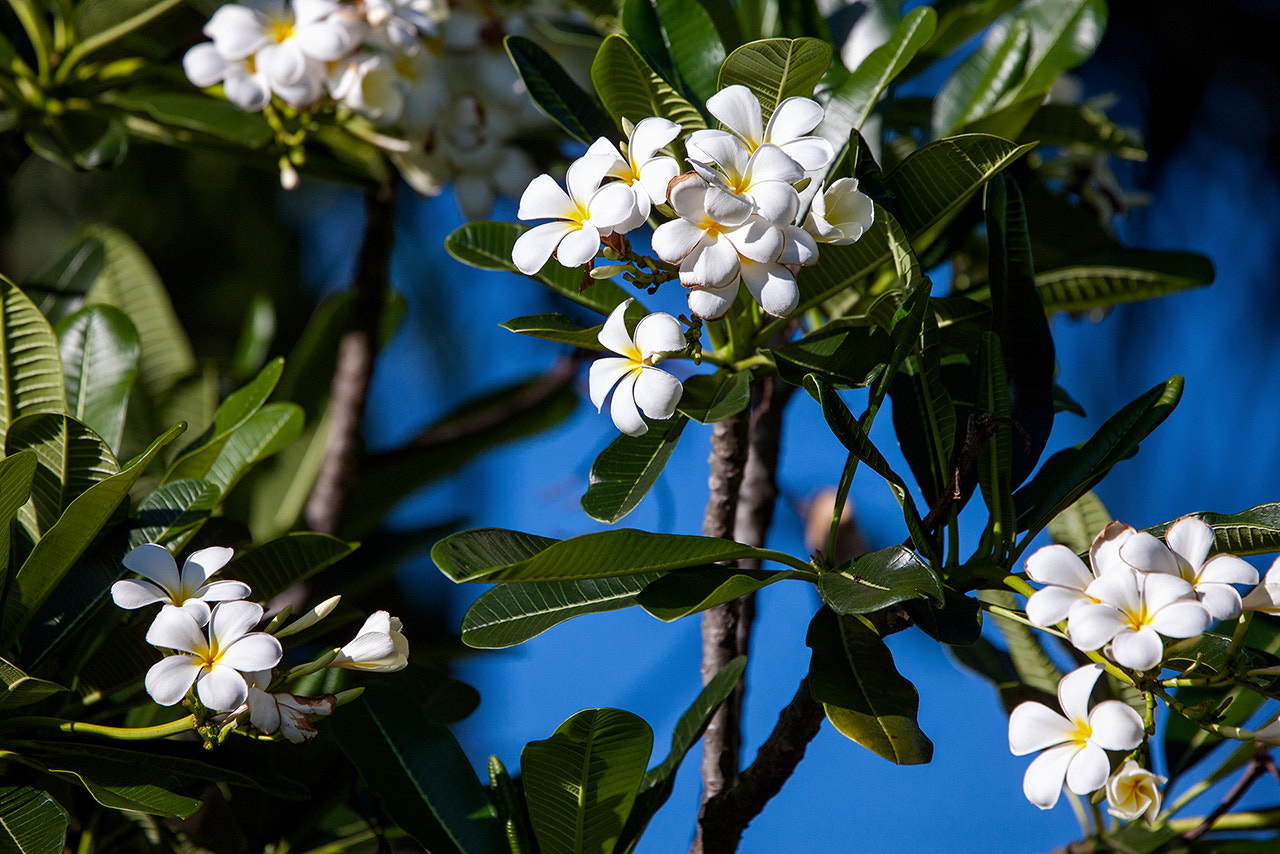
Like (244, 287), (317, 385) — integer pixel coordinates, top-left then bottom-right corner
(113, 544), (408, 743)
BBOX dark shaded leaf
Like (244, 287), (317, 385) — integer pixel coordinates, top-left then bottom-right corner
(638, 566), (795, 621)
(677, 373), (751, 423)
(223, 533), (357, 601)
(818, 546), (942, 615)
(55, 305), (140, 452)
(507, 36), (615, 144)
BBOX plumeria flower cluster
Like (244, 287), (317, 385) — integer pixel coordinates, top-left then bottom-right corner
(1023, 517), (1258, 672)
(513, 84), (875, 321)
(113, 543), (408, 743)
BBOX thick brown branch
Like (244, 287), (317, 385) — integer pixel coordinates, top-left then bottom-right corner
(305, 182), (396, 535)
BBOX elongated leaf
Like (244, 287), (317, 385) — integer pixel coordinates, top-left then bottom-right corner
(507, 36), (615, 145)
(73, 0), (184, 42)
(773, 320), (891, 389)
(0, 279), (66, 451)
(107, 91), (273, 147)
(582, 416), (687, 524)
(204, 402), (304, 495)
(446, 222), (633, 315)
(1034, 252), (1215, 313)
(0, 451), (36, 589)
(974, 334), (1016, 560)
(502, 314), (607, 349)
(618, 656), (746, 850)
(806, 608), (932, 764)
(433, 528), (765, 584)
(46, 754), (201, 818)
(1142, 503), (1280, 558)
(819, 9), (936, 145)
(55, 305), (139, 452)
(818, 546), (941, 615)
(889, 310), (956, 506)
(985, 591), (1062, 695)
(997, 0), (1107, 110)
(0, 786), (68, 854)
(1020, 102), (1146, 159)
(592, 34), (706, 132)
(677, 373), (751, 424)
(0, 658), (65, 710)
(462, 574), (662, 648)
(7, 413), (118, 539)
(522, 708), (653, 854)
(25, 741), (294, 797)
(932, 18), (1030, 138)
(903, 0), (1022, 78)
(223, 533), (356, 601)
(652, 0), (725, 102)
(129, 479), (220, 550)
(332, 684), (504, 854)
(717, 37), (831, 118)
(25, 236), (103, 324)
(1013, 376), (1183, 542)
(0, 423), (181, 649)
(164, 358), (284, 483)
(639, 566), (795, 621)
(903, 586), (983, 646)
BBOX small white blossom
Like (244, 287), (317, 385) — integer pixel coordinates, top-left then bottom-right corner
(511, 155), (636, 274)
(330, 611), (410, 671)
(113, 544), (250, 626)
(1070, 567), (1211, 671)
(584, 117), (682, 230)
(587, 299), (685, 437)
(243, 670), (336, 742)
(329, 52), (405, 124)
(183, 43), (272, 112)
(1106, 759), (1165, 823)
(804, 178), (876, 245)
(687, 85), (834, 172)
(363, 0), (447, 52)
(687, 141), (804, 227)
(1024, 522), (1134, 628)
(1008, 664), (1144, 810)
(1121, 518), (1258, 621)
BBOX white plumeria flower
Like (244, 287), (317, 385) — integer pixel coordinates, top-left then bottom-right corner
(688, 258), (800, 320)
(1121, 518), (1258, 621)
(1008, 664), (1144, 810)
(112, 544), (250, 626)
(363, 0), (447, 52)
(144, 601), (283, 711)
(588, 299), (685, 437)
(804, 178), (876, 245)
(183, 43), (272, 111)
(688, 140), (804, 227)
(652, 173), (783, 297)
(511, 155), (636, 275)
(243, 670), (336, 742)
(1070, 567), (1211, 671)
(1024, 522), (1135, 628)
(687, 85), (834, 172)
(1242, 556), (1280, 613)
(330, 611), (410, 671)
(584, 117), (682, 230)
(1106, 759), (1165, 823)
(329, 52), (405, 124)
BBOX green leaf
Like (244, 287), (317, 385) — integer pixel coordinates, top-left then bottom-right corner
(1142, 503), (1280, 558)
(45, 754), (201, 818)
(0, 786), (68, 854)
(618, 657), (746, 850)
(25, 113), (127, 171)
(24, 235), (104, 324)
(997, 0), (1108, 111)
(164, 357), (284, 483)
(72, 0), (185, 46)
(81, 224), (196, 398)
(582, 416), (687, 524)
(6, 413), (119, 539)
(819, 9), (936, 144)
(718, 37), (831, 119)
(0, 451), (37, 593)
(903, 586), (983, 646)
(1020, 102), (1146, 159)
(1013, 377), (1184, 542)
(1047, 491), (1112, 554)
(986, 591), (1062, 695)
(677, 372), (751, 423)
(903, 0), (1022, 78)
(889, 310), (956, 506)
(932, 18), (1030, 138)
(0, 657), (65, 710)
(129, 479), (221, 550)
(652, 0), (726, 102)
(501, 313), (609, 350)
(433, 527), (766, 584)
(203, 402), (304, 495)
(54, 304), (139, 452)
(0, 279), (67, 451)
(806, 608), (932, 764)
(592, 34), (706, 133)
(818, 546), (942, 615)
(771, 320), (891, 389)
(974, 334), (1016, 560)
(522, 708), (653, 854)
(462, 574), (663, 648)
(446, 221), (633, 315)
(332, 684), (504, 854)
(107, 91), (273, 147)
(223, 533), (356, 601)
(0, 423), (181, 650)
(506, 36), (615, 145)
(1034, 251), (1215, 313)
(638, 566), (794, 621)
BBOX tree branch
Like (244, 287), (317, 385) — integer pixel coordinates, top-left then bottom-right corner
(305, 181), (396, 535)
(1183, 750), (1277, 842)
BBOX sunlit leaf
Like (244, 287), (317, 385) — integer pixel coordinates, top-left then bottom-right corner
(718, 37), (831, 118)
(817, 546), (942, 615)
(677, 372), (751, 423)
(582, 415), (686, 524)
(6, 413), (118, 539)
(652, 0), (726, 102)
(55, 305), (140, 452)
(932, 18), (1030, 138)
(592, 34), (706, 133)
(0, 279), (66, 451)
(462, 574), (662, 648)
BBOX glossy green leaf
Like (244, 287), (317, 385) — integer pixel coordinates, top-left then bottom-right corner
(507, 36), (615, 145)
(0, 278), (67, 451)
(502, 313), (608, 349)
(55, 304), (139, 452)
(717, 38), (830, 119)
(997, 0), (1108, 110)
(204, 402), (304, 495)
(0, 451), (36, 588)
(1013, 376), (1183, 543)
(46, 754), (201, 818)
(582, 415), (686, 524)
(25, 113), (127, 171)
(618, 656), (746, 850)
(806, 608), (932, 764)
(462, 573), (662, 648)
(1142, 503), (1280, 558)
(81, 224), (196, 398)
(7, 413), (118, 538)
(0, 423), (181, 650)
(108, 91), (273, 147)
(223, 532), (356, 601)
(129, 478), (220, 550)
(818, 546), (941, 615)
(985, 591), (1062, 695)
(974, 334), (1016, 560)
(932, 18), (1030, 138)
(446, 221), (633, 315)
(1020, 102), (1146, 159)
(638, 566), (795, 621)
(889, 310), (955, 506)
(1047, 491), (1112, 554)
(433, 527), (765, 584)
(0, 657), (65, 710)
(1034, 251), (1215, 313)
(653, 0), (725, 102)
(24, 235), (104, 324)
(0, 786), (68, 854)
(677, 372), (751, 423)
(522, 708), (653, 854)
(772, 320), (891, 389)
(619, 0), (673, 76)
(903, 586), (983, 646)
(819, 9), (935, 145)
(903, 0), (1021, 78)
(332, 684), (504, 854)
(591, 34), (706, 133)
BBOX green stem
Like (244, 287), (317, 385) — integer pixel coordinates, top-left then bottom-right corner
(1167, 806), (1280, 834)
(826, 407), (880, 564)
(754, 548), (818, 576)
(55, 0), (187, 83)
(3, 714), (198, 739)
(1226, 611), (1254, 663)
(1002, 574), (1036, 599)
(1153, 685), (1254, 740)
(979, 600), (1068, 640)
(7, 0), (52, 82)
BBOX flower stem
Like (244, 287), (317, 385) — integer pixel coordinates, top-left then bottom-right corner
(3, 715), (198, 740)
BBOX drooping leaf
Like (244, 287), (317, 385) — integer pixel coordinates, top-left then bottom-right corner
(903, 0), (1022, 79)
(0, 786), (68, 854)
(932, 18), (1030, 138)
(462, 574), (663, 648)
(501, 314), (608, 350)
(223, 533), (356, 601)
(591, 34), (706, 133)
(0, 279), (67, 451)
(1020, 102), (1146, 159)
(6, 413), (119, 539)
(817, 546), (942, 615)
(522, 708), (653, 854)
(806, 607), (932, 764)
(332, 684), (504, 854)
(582, 415), (687, 524)
(771, 320), (891, 389)
(677, 372), (751, 423)
(638, 566), (796, 621)
(652, 0), (726, 102)
(506, 36), (616, 145)
(1033, 252), (1215, 313)
(55, 305), (140, 452)
(973, 334), (1016, 561)
(997, 0), (1108, 111)
(0, 658), (65, 710)
(46, 754), (201, 818)
(717, 37), (831, 118)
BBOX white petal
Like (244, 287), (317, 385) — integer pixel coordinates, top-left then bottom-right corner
(589, 358), (634, 411)
(219, 632), (283, 672)
(1243, 582), (1280, 613)
(257, 42), (307, 87)
(687, 282), (739, 319)
(145, 655), (203, 706)
(179, 599), (213, 626)
(634, 313), (686, 361)
(210, 600), (265, 647)
(566, 154), (615, 204)
(725, 218), (783, 264)
(1065, 742), (1110, 795)
(517, 173), (574, 221)
(1023, 744), (1077, 809)
(512, 222), (575, 275)
(1143, 572), (1198, 613)
(779, 226), (819, 266)
(691, 136), (750, 177)
(1090, 522), (1137, 575)
(1057, 664), (1103, 724)
(271, 65), (324, 108)
(1025, 544), (1093, 590)
(146, 607), (209, 654)
(1109, 627), (1164, 671)
(1121, 532), (1181, 577)
(1008, 702), (1074, 755)
(555, 223), (601, 268)
(743, 144), (804, 186)
(1088, 701), (1144, 751)
(766, 97), (825, 141)
(205, 5), (269, 60)
(222, 69), (272, 112)
(196, 665), (250, 711)
(1198, 554), (1259, 586)
(183, 43), (230, 87)
(652, 218), (706, 264)
(708, 85), (764, 147)
(666, 173), (709, 218)
(1166, 517), (1214, 572)
(124, 544), (181, 594)
(1148, 600), (1212, 639)
(629, 116), (681, 162)
(278, 704), (322, 742)
(702, 186), (754, 228)
(740, 260), (798, 317)
(748, 181), (800, 226)
(637, 157), (681, 207)
(1086, 567), (1142, 613)
(294, 19), (359, 62)
(198, 580), (253, 602)
(111, 578), (168, 610)
(182, 546), (235, 586)
(632, 368), (682, 420)
(586, 136), (627, 173)
(1026, 586), (1085, 628)
(681, 237), (740, 290)
(779, 136), (835, 171)
(588, 183), (639, 232)
(598, 300), (638, 357)
(609, 370), (646, 436)
(1067, 603), (1126, 651)
(247, 686), (282, 732)
(1198, 584), (1244, 621)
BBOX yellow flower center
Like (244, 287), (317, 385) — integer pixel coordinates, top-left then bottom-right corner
(270, 19), (295, 43)
(1071, 719), (1093, 745)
